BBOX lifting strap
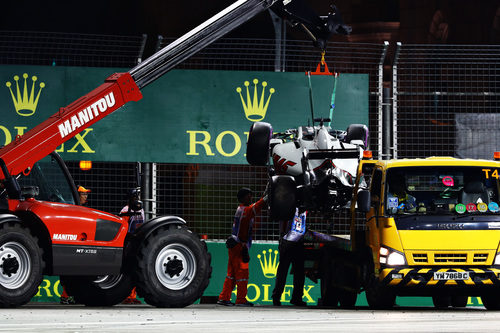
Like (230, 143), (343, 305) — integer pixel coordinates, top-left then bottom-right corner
(305, 51), (339, 126)
(307, 71), (315, 125)
(328, 71), (338, 127)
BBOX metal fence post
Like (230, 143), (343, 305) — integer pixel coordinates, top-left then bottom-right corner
(378, 41), (389, 158)
(141, 163), (151, 220)
(141, 162), (158, 220)
(383, 87), (392, 160)
(137, 34), (148, 64)
(151, 163), (157, 218)
(269, 9), (286, 72)
(392, 42), (402, 159)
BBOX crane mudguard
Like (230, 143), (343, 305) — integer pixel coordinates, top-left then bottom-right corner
(0, 214), (22, 225)
(122, 215), (188, 272)
(133, 215), (187, 241)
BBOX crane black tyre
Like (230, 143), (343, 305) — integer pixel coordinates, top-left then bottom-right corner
(344, 124), (369, 149)
(135, 224), (212, 308)
(0, 222), (44, 308)
(246, 122), (272, 166)
(60, 274), (134, 306)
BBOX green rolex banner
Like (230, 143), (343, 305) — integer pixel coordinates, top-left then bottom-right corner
(0, 65), (368, 164)
(31, 242), (484, 307)
(204, 243), (484, 307)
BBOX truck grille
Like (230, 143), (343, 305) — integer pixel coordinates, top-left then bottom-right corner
(410, 252), (490, 265)
(434, 253), (467, 263)
(412, 253), (427, 263)
(473, 253), (488, 263)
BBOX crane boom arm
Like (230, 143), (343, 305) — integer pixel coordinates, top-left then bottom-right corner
(0, 0), (349, 188)
(0, 73), (141, 179)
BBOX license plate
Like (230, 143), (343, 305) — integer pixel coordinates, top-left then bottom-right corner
(433, 271), (469, 280)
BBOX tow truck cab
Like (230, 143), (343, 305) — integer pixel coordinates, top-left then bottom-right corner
(356, 156), (500, 309)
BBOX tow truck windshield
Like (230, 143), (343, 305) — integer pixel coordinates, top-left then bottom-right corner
(385, 166), (500, 216)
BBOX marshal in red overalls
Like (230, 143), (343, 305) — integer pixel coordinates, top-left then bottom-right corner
(217, 188), (266, 306)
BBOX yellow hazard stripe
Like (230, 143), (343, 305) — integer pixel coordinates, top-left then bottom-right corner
(380, 269), (391, 280)
(381, 267), (500, 287)
(406, 279), (422, 286)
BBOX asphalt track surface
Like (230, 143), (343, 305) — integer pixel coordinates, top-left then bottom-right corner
(2, 304), (500, 333)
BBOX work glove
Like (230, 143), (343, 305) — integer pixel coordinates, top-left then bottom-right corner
(225, 236), (238, 249)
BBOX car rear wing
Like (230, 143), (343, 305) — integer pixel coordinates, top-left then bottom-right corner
(306, 148), (362, 160)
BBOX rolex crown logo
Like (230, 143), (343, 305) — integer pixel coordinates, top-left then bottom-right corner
(236, 79), (275, 122)
(257, 249), (279, 278)
(6, 73), (45, 117)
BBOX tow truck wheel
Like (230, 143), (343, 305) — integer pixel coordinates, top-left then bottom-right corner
(338, 290), (357, 309)
(365, 278), (395, 309)
(135, 224), (211, 307)
(320, 284), (339, 307)
(0, 222), (44, 308)
(451, 295), (468, 308)
(319, 263), (339, 307)
(432, 295), (451, 309)
(481, 294), (500, 310)
(60, 274), (134, 306)
(246, 122), (272, 166)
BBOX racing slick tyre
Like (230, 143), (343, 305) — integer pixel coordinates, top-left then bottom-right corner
(60, 274), (134, 306)
(0, 222), (44, 307)
(269, 175), (296, 221)
(134, 224), (212, 308)
(481, 293), (500, 310)
(344, 124), (369, 149)
(246, 121), (272, 166)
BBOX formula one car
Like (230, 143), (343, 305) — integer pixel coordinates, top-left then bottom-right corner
(246, 118), (368, 220)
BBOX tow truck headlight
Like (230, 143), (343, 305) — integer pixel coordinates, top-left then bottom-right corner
(379, 246), (406, 266)
(494, 253), (500, 265)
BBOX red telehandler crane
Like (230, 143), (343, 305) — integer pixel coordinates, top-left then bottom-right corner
(0, 0), (350, 307)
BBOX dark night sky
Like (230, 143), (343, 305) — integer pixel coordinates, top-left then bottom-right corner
(0, 0), (275, 37)
(1, 0), (499, 46)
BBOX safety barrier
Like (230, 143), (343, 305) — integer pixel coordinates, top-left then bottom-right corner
(3, 33), (500, 240)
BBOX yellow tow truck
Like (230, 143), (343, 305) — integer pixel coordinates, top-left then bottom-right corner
(309, 154), (500, 309)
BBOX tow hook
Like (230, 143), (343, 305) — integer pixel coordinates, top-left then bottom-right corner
(164, 256), (183, 278)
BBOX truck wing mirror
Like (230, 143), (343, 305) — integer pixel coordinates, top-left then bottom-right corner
(357, 189), (371, 213)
